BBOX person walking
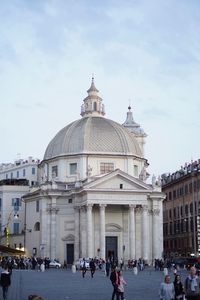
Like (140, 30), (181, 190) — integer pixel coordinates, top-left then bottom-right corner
(89, 258), (96, 278)
(159, 274), (175, 300)
(106, 259), (111, 277)
(110, 266), (119, 300)
(81, 258), (87, 278)
(184, 266), (200, 300)
(117, 270), (127, 300)
(0, 265), (11, 300)
(174, 274), (184, 300)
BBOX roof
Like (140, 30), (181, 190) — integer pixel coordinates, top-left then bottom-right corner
(43, 116), (142, 160)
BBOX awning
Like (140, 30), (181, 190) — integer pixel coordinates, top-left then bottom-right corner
(0, 245), (25, 255)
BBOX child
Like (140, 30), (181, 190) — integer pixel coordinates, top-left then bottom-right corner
(117, 270), (127, 300)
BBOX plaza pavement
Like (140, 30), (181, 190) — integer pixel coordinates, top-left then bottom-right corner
(1, 266), (188, 300)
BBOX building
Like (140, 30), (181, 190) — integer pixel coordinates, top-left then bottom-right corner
(0, 157), (40, 251)
(23, 79), (165, 264)
(0, 156), (40, 186)
(162, 159), (200, 258)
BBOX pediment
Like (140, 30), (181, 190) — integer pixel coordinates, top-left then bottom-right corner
(61, 234), (75, 242)
(84, 169), (151, 192)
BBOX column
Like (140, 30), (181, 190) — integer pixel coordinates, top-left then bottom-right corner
(142, 205), (149, 261)
(80, 206), (86, 258)
(100, 204), (106, 259)
(129, 204), (136, 259)
(152, 208), (160, 259)
(87, 204), (93, 258)
(74, 206), (80, 261)
(49, 205), (59, 260)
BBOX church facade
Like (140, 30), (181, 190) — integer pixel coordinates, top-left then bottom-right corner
(23, 79), (165, 264)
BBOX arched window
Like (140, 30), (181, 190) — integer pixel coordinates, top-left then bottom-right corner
(34, 222), (40, 231)
(93, 102), (97, 111)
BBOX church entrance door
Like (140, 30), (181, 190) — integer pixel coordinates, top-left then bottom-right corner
(106, 236), (118, 262)
(66, 244), (74, 265)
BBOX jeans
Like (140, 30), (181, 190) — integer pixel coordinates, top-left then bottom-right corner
(2, 286), (9, 300)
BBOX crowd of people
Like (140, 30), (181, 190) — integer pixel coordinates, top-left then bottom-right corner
(2, 254), (200, 300)
(159, 266), (200, 300)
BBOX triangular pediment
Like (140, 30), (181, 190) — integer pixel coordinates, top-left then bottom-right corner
(83, 169), (152, 191)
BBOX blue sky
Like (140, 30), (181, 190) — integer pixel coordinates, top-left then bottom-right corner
(1, 0), (200, 177)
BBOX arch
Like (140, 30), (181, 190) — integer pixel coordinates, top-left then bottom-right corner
(61, 234), (75, 242)
(106, 223), (122, 232)
(34, 222), (40, 231)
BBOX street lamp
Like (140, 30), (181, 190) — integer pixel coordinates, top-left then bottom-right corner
(1, 211), (19, 247)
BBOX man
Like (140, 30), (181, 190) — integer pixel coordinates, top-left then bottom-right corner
(0, 265), (11, 300)
(89, 258), (96, 278)
(185, 266), (200, 300)
(81, 258), (87, 278)
(110, 266), (119, 300)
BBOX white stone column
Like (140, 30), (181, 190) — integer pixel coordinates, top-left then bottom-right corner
(142, 205), (149, 261)
(100, 204), (106, 259)
(48, 201), (59, 260)
(80, 206), (86, 258)
(87, 204), (93, 258)
(74, 206), (80, 261)
(129, 204), (136, 259)
(152, 208), (160, 259)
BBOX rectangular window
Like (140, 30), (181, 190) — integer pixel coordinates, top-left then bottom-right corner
(70, 163), (77, 175)
(12, 198), (21, 211)
(100, 163), (114, 174)
(6, 174), (8, 179)
(0, 198), (1, 211)
(32, 167), (35, 175)
(133, 165), (138, 176)
(189, 182), (193, 193)
(185, 184), (188, 194)
(52, 165), (58, 178)
(169, 191), (172, 200)
(23, 169), (26, 177)
(17, 171), (19, 178)
(36, 200), (39, 212)
(11, 172), (13, 179)
(13, 223), (19, 234)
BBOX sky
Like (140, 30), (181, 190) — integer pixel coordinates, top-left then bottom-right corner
(0, 0), (200, 178)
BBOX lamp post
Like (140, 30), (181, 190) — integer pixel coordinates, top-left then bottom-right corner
(1, 211), (19, 247)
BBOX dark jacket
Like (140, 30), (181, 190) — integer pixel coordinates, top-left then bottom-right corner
(1, 270), (11, 287)
(110, 270), (117, 284)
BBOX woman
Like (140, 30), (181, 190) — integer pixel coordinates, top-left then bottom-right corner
(174, 275), (184, 300)
(159, 274), (175, 300)
(117, 270), (127, 300)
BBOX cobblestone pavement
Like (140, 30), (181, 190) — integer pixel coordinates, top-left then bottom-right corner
(0, 267), (188, 300)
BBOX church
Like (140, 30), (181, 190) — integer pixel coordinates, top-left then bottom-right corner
(23, 78), (165, 264)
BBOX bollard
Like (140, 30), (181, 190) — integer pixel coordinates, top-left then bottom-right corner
(163, 267), (168, 276)
(133, 266), (138, 275)
(71, 264), (76, 274)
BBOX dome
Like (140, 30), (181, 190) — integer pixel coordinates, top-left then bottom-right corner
(43, 116), (142, 160)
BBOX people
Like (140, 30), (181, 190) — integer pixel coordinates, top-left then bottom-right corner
(81, 258), (87, 278)
(28, 296), (46, 300)
(106, 259), (111, 277)
(117, 270), (127, 300)
(184, 266), (200, 300)
(0, 265), (11, 300)
(159, 274), (175, 300)
(89, 258), (96, 278)
(110, 266), (119, 300)
(174, 274), (184, 300)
